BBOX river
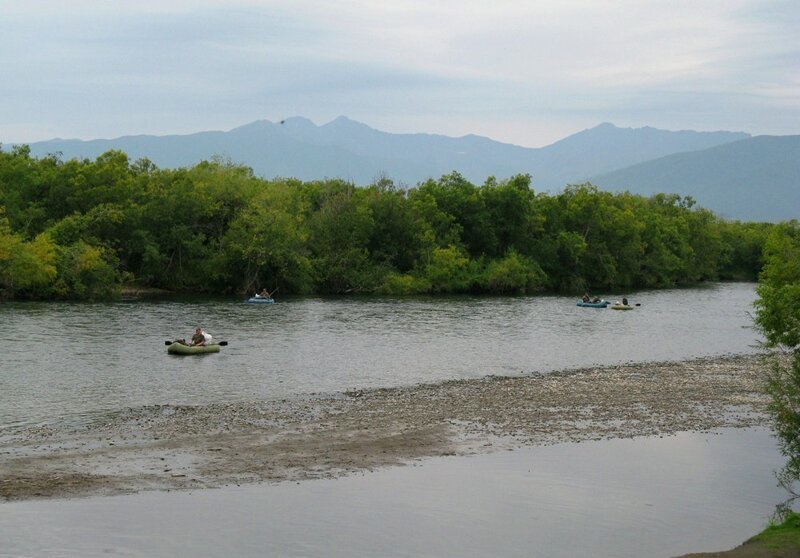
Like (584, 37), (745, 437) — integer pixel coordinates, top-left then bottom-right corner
(1, 282), (759, 432)
(2, 282), (793, 557)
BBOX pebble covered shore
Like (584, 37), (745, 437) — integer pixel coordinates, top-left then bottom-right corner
(0, 353), (778, 501)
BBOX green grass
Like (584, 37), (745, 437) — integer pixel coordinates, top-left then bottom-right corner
(747, 512), (800, 550)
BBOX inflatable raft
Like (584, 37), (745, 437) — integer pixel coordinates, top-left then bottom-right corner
(245, 297), (275, 304)
(576, 300), (609, 308)
(167, 342), (221, 355)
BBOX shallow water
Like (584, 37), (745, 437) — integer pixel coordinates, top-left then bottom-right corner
(0, 283), (759, 431)
(0, 428), (787, 558)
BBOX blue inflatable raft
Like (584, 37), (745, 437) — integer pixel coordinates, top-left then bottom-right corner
(246, 297), (275, 304)
(576, 300), (609, 308)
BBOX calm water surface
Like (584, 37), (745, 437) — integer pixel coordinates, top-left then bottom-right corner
(0, 283), (788, 558)
(0, 283), (759, 431)
(0, 428), (787, 558)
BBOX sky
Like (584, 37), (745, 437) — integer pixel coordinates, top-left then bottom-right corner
(1, 0), (798, 148)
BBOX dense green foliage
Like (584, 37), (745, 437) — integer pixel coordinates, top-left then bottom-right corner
(755, 222), (800, 489)
(0, 146), (773, 300)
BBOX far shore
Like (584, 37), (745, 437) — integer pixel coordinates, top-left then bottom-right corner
(0, 352), (778, 502)
(120, 285), (173, 298)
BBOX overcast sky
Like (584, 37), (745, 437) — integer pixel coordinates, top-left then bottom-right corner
(1, 0), (798, 147)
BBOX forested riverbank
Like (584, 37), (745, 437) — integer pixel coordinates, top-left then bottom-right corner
(0, 145), (774, 300)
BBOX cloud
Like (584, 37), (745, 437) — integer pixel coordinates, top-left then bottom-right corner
(0, 0), (797, 146)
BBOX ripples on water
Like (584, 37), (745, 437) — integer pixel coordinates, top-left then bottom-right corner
(0, 283), (759, 431)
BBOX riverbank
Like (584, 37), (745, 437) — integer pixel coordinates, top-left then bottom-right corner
(677, 512), (800, 558)
(0, 352), (778, 502)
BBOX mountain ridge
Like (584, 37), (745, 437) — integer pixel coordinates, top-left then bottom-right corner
(16, 117), (749, 187)
(11, 117), (796, 221)
(590, 134), (800, 222)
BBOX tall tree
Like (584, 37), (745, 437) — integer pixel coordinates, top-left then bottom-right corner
(306, 181), (376, 293)
(218, 179), (312, 294)
(0, 209), (57, 298)
(754, 221), (800, 491)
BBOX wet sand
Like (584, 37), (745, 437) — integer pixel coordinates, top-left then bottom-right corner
(0, 353), (777, 501)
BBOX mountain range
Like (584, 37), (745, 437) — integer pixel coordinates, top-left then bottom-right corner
(590, 135), (800, 222)
(12, 117), (799, 222)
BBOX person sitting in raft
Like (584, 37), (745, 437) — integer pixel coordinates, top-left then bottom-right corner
(582, 292), (591, 302)
(255, 288), (272, 299)
(190, 327), (206, 346)
(622, 297), (629, 306)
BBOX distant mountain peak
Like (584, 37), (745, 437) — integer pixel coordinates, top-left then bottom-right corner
(18, 116), (781, 220)
(323, 115), (375, 131)
(230, 119), (272, 133)
(581, 122), (749, 138)
(279, 116), (315, 128)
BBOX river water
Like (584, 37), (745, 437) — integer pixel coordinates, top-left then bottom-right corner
(1, 282), (792, 557)
(1, 282), (760, 432)
(0, 428), (788, 558)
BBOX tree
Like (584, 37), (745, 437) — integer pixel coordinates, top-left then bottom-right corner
(306, 182), (377, 293)
(636, 195), (693, 287)
(0, 146), (779, 299)
(719, 221), (770, 280)
(422, 245), (472, 293)
(218, 180), (312, 294)
(754, 221), (800, 490)
(363, 183), (423, 273)
(136, 167), (219, 290)
(480, 174), (541, 259)
(479, 250), (547, 294)
(0, 208), (57, 298)
(52, 241), (120, 300)
(413, 172), (494, 258)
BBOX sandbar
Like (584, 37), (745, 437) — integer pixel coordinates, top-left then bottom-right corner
(0, 353), (778, 501)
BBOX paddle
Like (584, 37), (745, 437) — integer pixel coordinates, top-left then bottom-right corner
(165, 340), (228, 346)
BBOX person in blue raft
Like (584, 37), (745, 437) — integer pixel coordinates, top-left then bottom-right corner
(254, 288), (272, 299)
(583, 291), (602, 303)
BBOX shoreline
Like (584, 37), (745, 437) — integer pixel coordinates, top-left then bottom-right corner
(0, 352), (778, 502)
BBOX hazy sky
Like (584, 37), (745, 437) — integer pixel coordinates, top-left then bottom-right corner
(1, 0), (798, 147)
